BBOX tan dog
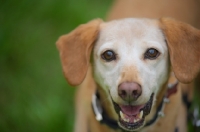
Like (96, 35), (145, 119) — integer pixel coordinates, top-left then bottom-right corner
(56, 1), (200, 132)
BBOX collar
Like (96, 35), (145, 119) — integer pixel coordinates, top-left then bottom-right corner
(92, 82), (178, 130)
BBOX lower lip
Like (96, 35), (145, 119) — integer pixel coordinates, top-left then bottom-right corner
(119, 117), (145, 130)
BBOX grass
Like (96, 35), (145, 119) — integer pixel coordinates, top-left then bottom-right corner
(0, 0), (112, 131)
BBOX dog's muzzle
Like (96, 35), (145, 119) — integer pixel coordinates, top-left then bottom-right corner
(113, 93), (154, 131)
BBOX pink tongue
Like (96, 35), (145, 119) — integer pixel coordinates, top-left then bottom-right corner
(120, 105), (144, 116)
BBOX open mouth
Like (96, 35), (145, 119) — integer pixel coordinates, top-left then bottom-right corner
(112, 93), (154, 131)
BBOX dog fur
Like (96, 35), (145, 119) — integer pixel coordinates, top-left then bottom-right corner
(56, 1), (200, 132)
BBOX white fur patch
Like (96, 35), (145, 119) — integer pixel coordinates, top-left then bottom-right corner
(93, 18), (169, 106)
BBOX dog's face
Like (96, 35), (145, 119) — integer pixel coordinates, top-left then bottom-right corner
(56, 18), (200, 131)
(93, 19), (169, 130)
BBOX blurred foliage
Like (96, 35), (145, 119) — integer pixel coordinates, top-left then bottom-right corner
(0, 0), (112, 131)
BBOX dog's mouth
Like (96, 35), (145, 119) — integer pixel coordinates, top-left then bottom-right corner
(112, 93), (154, 131)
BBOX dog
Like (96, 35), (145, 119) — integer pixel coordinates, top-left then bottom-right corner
(56, 1), (200, 132)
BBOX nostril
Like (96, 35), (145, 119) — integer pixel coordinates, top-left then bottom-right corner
(132, 90), (141, 99)
(132, 90), (138, 96)
(119, 90), (127, 98)
(121, 90), (126, 96)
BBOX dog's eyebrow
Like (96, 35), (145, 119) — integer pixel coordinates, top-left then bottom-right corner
(96, 42), (116, 55)
(99, 34), (115, 42)
(144, 41), (166, 52)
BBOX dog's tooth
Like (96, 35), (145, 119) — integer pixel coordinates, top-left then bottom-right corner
(120, 111), (123, 117)
(120, 111), (127, 122)
(134, 119), (137, 122)
(139, 110), (143, 119)
(120, 111), (131, 122)
(120, 111), (125, 119)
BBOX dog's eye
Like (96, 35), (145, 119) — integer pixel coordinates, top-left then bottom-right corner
(101, 50), (116, 61)
(145, 48), (160, 59)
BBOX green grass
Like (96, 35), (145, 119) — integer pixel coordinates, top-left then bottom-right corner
(0, 0), (112, 131)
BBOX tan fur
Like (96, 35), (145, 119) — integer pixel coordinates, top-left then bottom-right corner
(74, 66), (96, 132)
(119, 66), (141, 85)
(167, 71), (188, 132)
(107, 0), (200, 27)
(143, 85), (182, 132)
(56, 1), (200, 132)
(160, 18), (200, 83)
(56, 19), (102, 85)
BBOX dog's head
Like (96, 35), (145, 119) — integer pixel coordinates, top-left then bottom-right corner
(56, 18), (200, 131)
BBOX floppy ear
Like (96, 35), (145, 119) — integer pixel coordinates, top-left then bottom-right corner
(160, 18), (200, 83)
(56, 19), (102, 86)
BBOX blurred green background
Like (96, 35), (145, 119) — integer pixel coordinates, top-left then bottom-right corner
(0, 0), (112, 131)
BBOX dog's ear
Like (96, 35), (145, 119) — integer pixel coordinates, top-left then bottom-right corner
(160, 18), (200, 83)
(56, 19), (102, 86)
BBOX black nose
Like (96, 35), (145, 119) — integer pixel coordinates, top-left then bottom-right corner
(118, 82), (142, 102)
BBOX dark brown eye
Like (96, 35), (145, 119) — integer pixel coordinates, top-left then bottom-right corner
(101, 50), (116, 61)
(145, 48), (160, 59)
